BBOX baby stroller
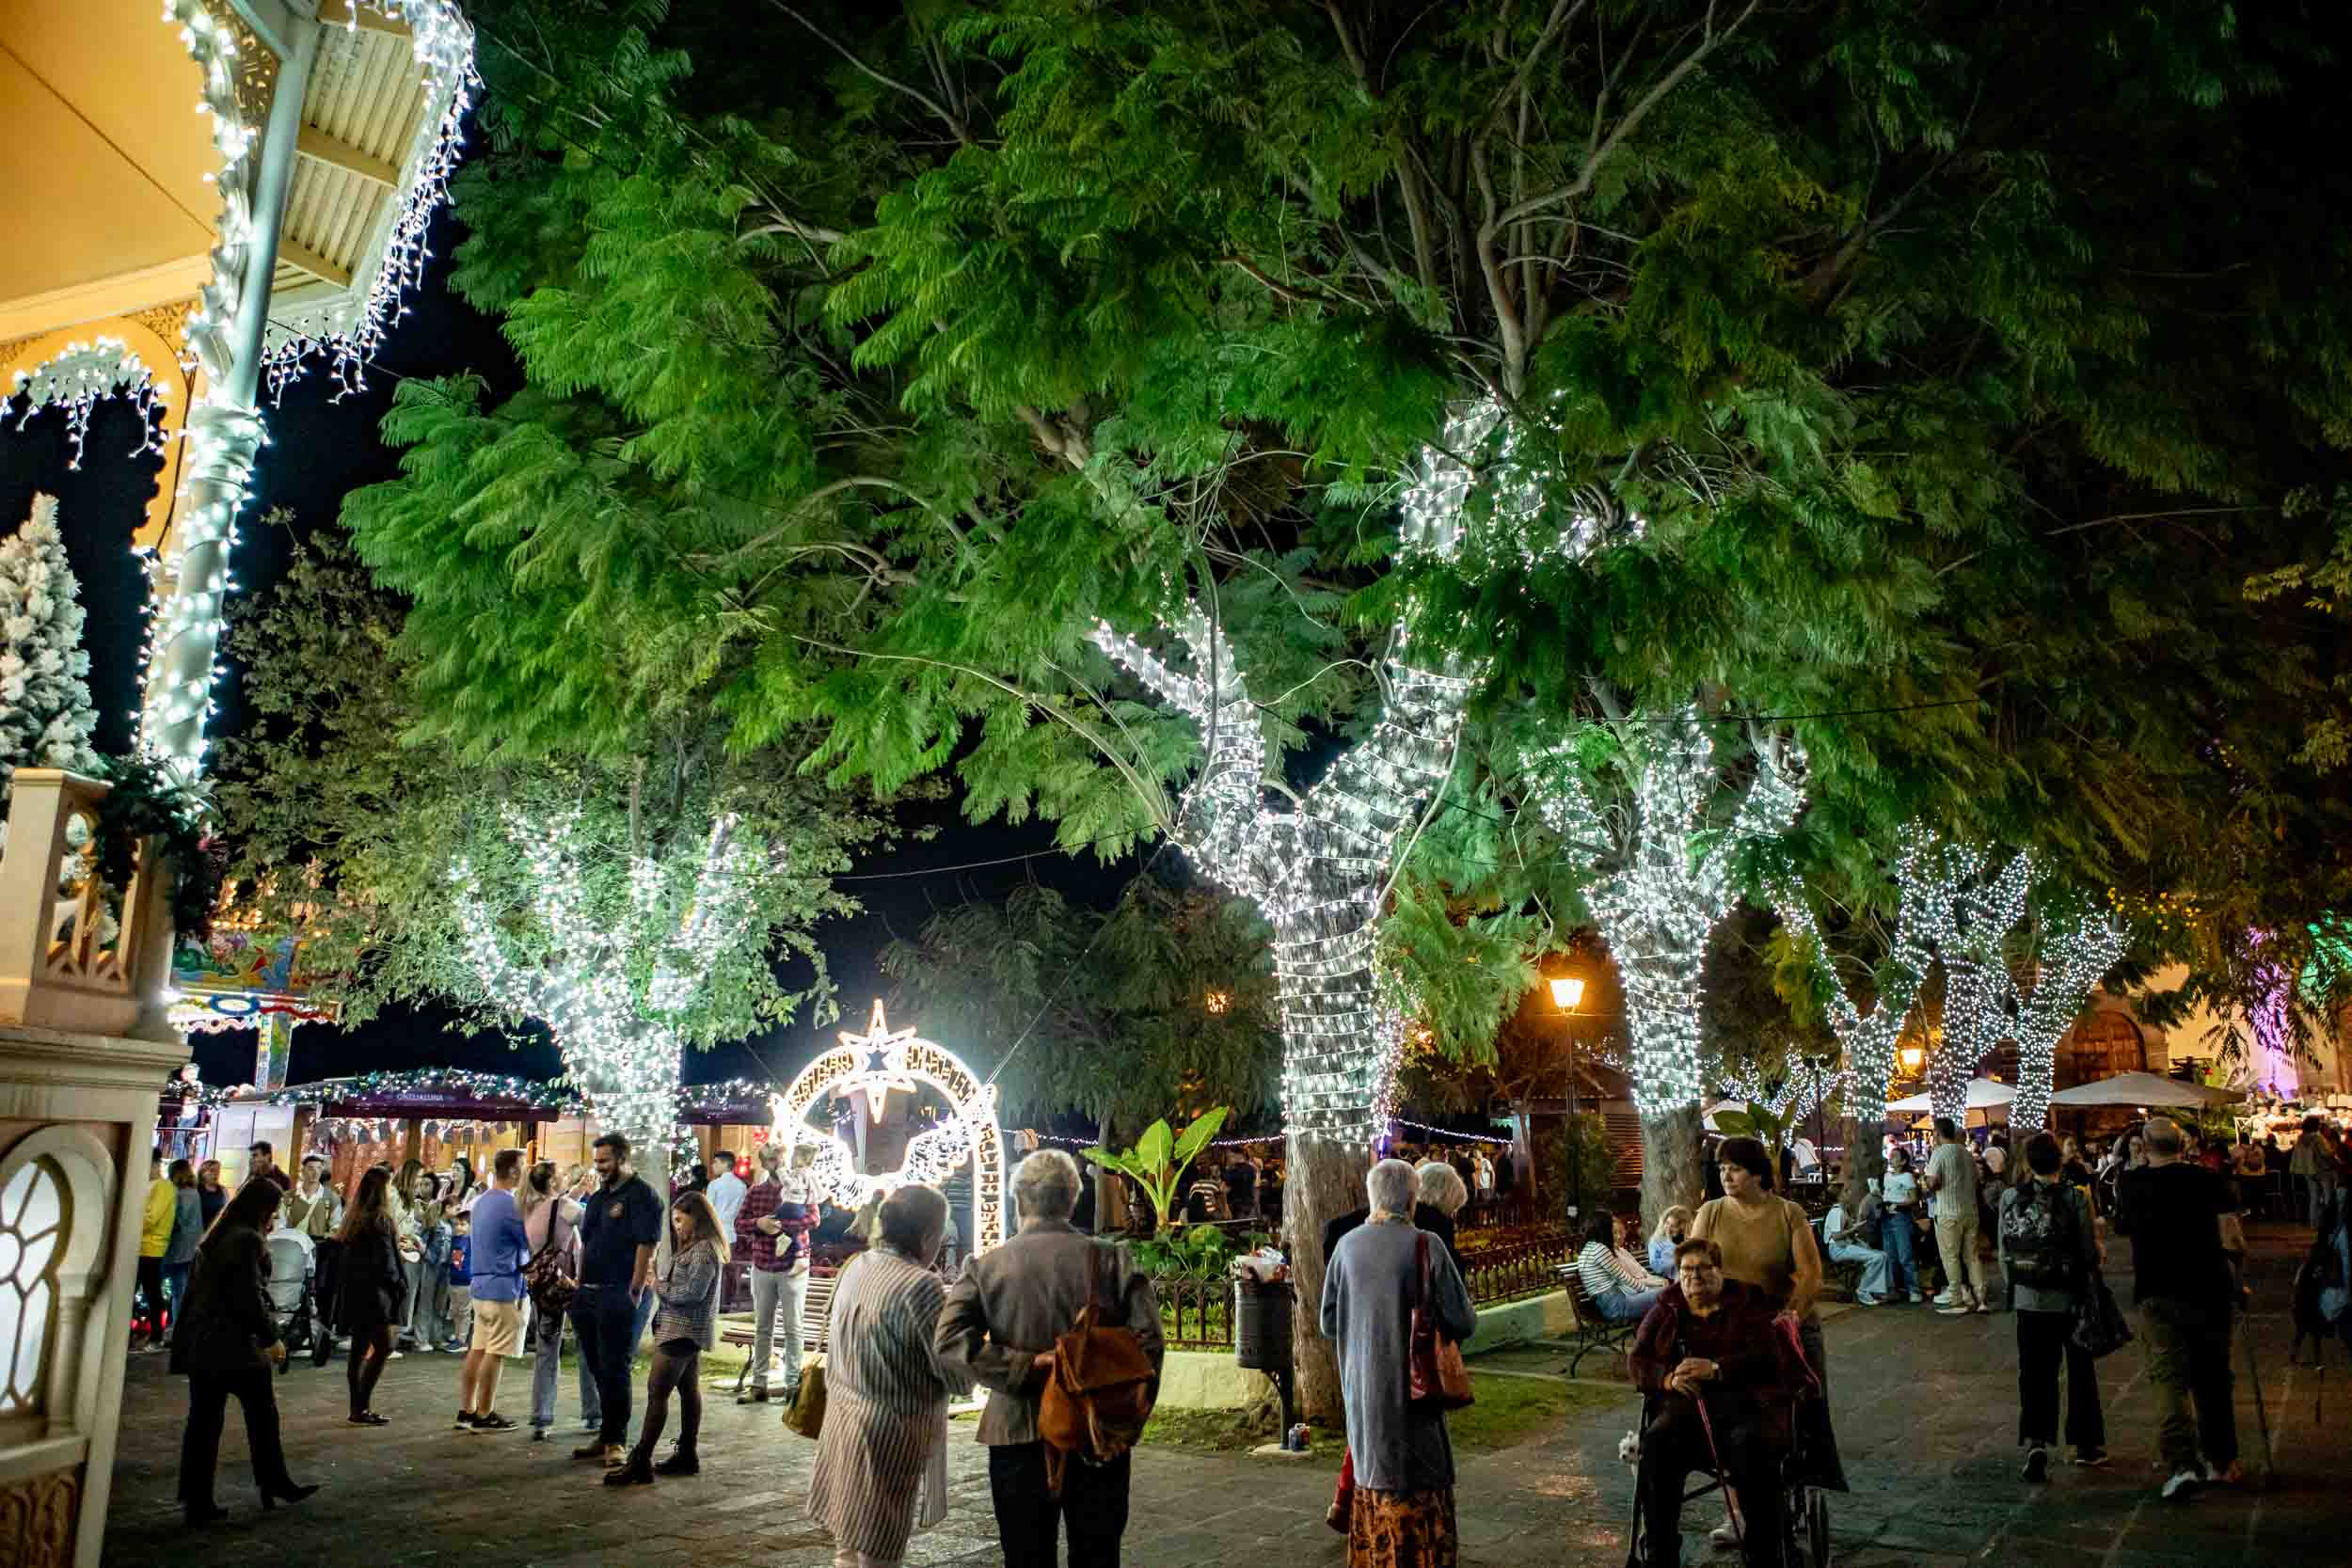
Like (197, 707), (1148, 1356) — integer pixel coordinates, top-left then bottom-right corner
(264, 1230), (315, 1361)
(1623, 1322), (1835, 1568)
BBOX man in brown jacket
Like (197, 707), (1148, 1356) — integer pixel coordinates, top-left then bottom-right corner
(936, 1148), (1164, 1568)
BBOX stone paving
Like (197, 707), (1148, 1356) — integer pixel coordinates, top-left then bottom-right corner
(100, 1224), (2351, 1567)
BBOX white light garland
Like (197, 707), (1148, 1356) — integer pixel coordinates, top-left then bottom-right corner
(450, 810), (765, 1167)
(1709, 1055), (1845, 1126)
(770, 1000), (1006, 1254)
(5, 338), (170, 468)
(1530, 708), (1807, 1120)
(2005, 908), (2129, 1130)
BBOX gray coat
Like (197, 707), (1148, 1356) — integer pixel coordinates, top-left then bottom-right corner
(164, 1188), (203, 1266)
(1321, 1218), (1477, 1493)
(1996, 1179), (2099, 1314)
(934, 1218), (1163, 1445)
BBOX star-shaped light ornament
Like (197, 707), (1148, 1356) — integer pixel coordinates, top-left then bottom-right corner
(839, 998), (921, 1123)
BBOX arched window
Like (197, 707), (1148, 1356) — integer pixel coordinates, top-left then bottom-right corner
(0, 1157), (68, 1421)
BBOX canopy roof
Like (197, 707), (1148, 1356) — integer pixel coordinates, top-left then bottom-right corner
(1885, 1079), (2016, 1114)
(2047, 1070), (2244, 1110)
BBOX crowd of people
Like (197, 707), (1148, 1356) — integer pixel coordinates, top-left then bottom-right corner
(133, 1101), (2352, 1567)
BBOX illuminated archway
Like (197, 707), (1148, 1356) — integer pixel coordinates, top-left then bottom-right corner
(770, 1000), (1006, 1256)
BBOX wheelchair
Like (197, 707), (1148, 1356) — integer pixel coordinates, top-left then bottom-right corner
(1622, 1387), (1832, 1568)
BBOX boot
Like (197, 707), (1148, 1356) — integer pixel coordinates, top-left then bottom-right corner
(603, 1452), (656, 1487)
(654, 1442), (699, 1477)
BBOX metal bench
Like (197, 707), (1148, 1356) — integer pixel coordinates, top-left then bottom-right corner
(1555, 1264), (1638, 1377)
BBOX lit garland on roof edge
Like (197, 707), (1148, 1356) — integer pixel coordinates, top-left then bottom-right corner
(451, 808), (766, 1175)
(1528, 708), (1808, 1121)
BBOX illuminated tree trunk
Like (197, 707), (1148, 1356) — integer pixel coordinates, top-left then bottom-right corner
(1285, 1127), (1368, 1421)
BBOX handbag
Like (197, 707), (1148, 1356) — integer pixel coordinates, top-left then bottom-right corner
(782, 1354), (828, 1439)
(522, 1201), (578, 1317)
(1407, 1231), (1473, 1412)
(2071, 1270), (2133, 1359)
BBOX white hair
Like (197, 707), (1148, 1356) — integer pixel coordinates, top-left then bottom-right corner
(1366, 1158), (1418, 1217)
(1014, 1148), (1082, 1221)
(1415, 1159), (1469, 1216)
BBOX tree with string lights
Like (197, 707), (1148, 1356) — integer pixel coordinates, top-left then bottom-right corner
(1519, 705), (1808, 1220)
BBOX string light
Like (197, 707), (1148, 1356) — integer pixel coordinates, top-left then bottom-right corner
(1529, 708), (1807, 1120)
(450, 809), (766, 1169)
(5, 337), (170, 468)
(1709, 1056), (1844, 1125)
(2007, 908), (2128, 1129)
(770, 1001), (1005, 1254)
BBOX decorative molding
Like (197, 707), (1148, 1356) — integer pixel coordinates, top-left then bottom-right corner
(0, 1465), (77, 1568)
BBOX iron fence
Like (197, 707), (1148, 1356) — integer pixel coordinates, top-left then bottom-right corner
(1457, 1226), (1573, 1306)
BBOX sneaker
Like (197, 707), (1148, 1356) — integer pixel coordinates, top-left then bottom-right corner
(1937, 1302), (1975, 1315)
(1853, 1294), (1883, 1307)
(2160, 1468), (2201, 1501)
(532, 1427), (548, 1443)
(385, 1350), (405, 1360)
(2205, 1460), (2243, 1485)
(2022, 1446), (2049, 1482)
(454, 1409), (476, 1431)
(2074, 1448), (2109, 1467)
(1708, 1522), (1741, 1548)
(738, 1387), (770, 1405)
(1911, 1291), (1929, 1304)
(1931, 1291), (1959, 1307)
(471, 1413), (518, 1433)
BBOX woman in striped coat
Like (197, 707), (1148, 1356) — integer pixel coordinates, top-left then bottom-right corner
(806, 1184), (970, 1568)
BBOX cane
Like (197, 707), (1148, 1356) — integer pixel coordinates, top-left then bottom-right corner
(1693, 1388), (1745, 1557)
(2240, 1307), (2275, 1488)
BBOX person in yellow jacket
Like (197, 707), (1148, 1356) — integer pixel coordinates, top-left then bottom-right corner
(137, 1148), (175, 1352)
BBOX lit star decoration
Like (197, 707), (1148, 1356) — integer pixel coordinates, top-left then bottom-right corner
(450, 809), (766, 1173)
(1528, 709), (1808, 1120)
(770, 1001), (1006, 1254)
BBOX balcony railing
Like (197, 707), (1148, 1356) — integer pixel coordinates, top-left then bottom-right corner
(0, 769), (176, 1040)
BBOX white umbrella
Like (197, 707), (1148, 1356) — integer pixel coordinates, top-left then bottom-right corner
(2047, 1070), (2243, 1109)
(1885, 1079), (2015, 1114)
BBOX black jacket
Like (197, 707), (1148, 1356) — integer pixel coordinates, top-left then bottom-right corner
(168, 1226), (278, 1377)
(336, 1223), (405, 1332)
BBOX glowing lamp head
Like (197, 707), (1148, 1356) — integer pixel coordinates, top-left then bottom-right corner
(1899, 1045), (1925, 1073)
(1549, 975), (1586, 1011)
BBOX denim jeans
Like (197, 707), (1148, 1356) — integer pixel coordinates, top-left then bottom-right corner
(748, 1266), (807, 1392)
(160, 1262), (193, 1341)
(530, 1304), (603, 1432)
(1827, 1241), (1889, 1301)
(1596, 1285), (1663, 1323)
(2138, 1295), (2235, 1472)
(1879, 1210), (1919, 1297)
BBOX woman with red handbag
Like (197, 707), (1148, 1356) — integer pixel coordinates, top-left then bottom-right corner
(1321, 1158), (1478, 1567)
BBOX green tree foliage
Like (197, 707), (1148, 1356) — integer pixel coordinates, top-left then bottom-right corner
(877, 879), (1280, 1134)
(214, 532), (886, 1063)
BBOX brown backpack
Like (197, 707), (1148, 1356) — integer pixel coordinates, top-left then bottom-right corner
(1037, 1243), (1158, 1496)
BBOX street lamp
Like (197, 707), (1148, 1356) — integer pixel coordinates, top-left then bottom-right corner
(1550, 972), (1589, 1215)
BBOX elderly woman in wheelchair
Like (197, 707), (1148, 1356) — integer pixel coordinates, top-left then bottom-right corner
(1627, 1238), (1805, 1568)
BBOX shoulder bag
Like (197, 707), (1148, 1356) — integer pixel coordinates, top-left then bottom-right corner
(522, 1199), (578, 1318)
(2071, 1266), (2133, 1359)
(1407, 1230), (1474, 1412)
(1039, 1243), (1159, 1494)
(783, 1354), (829, 1438)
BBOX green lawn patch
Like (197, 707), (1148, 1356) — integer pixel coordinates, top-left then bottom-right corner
(1136, 1370), (1611, 1462)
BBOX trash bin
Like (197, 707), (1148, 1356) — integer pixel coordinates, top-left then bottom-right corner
(1234, 1277), (1295, 1370)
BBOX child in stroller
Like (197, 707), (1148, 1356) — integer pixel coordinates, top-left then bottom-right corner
(265, 1227), (316, 1361)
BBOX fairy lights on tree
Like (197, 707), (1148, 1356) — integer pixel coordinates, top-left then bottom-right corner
(450, 808), (765, 1172)
(2006, 907), (2130, 1128)
(1526, 707), (1806, 1213)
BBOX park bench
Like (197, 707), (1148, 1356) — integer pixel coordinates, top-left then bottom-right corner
(721, 1268), (838, 1393)
(1555, 1264), (1638, 1377)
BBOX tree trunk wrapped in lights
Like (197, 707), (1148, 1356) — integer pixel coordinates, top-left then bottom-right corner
(2002, 908), (2130, 1129)
(1089, 607), (1470, 1419)
(452, 809), (766, 1192)
(1527, 706), (1807, 1226)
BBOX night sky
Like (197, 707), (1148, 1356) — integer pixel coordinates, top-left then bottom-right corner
(0, 206), (1130, 1097)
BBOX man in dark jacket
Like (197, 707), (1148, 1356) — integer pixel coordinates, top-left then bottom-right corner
(2114, 1116), (2238, 1499)
(1629, 1238), (1793, 1568)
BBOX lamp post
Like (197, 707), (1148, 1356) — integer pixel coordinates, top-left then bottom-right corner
(1550, 974), (1588, 1215)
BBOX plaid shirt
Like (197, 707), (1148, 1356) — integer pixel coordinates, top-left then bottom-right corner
(733, 1172), (819, 1273)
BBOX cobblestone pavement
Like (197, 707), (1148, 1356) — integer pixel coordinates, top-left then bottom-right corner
(101, 1224), (2349, 1567)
